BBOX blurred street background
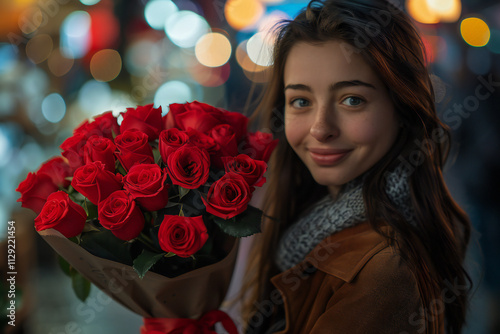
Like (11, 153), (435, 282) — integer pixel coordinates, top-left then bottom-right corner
(0, 0), (499, 333)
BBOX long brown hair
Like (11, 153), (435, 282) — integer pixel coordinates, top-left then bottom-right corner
(241, 0), (472, 333)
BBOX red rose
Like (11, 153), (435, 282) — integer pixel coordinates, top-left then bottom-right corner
(222, 154), (267, 187)
(240, 132), (278, 162)
(202, 172), (252, 219)
(16, 172), (59, 214)
(123, 164), (169, 211)
(71, 161), (122, 205)
(34, 191), (86, 238)
(84, 136), (116, 173)
(168, 101), (248, 140)
(115, 130), (154, 171)
(74, 111), (119, 140)
(60, 132), (87, 171)
(158, 128), (189, 163)
(158, 215), (208, 257)
(187, 129), (220, 155)
(209, 124), (238, 166)
(98, 190), (145, 241)
(120, 104), (163, 140)
(166, 144), (210, 189)
(38, 157), (72, 188)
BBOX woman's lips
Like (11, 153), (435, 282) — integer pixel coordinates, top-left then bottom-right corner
(309, 149), (352, 166)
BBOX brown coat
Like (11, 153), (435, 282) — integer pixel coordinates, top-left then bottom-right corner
(269, 222), (444, 333)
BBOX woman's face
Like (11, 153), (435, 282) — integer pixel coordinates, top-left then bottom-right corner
(284, 40), (400, 198)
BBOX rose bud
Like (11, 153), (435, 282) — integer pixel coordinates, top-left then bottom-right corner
(240, 131), (278, 163)
(74, 111), (120, 140)
(158, 128), (189, 163)
(120, 104), (163, 141)
(16, 172), (59, 214)
(71, 161), (122, 205)
(166, 144), (210, 189)
(38, 157), (72, 188)
(158, 215), (208, 258)
(123, 164), (169, 211)
(115, 130), (154, 171)
(84, 135), (116, 173)
(35, 191), (86, 238)
(209, 124), (238, 168)
(222, 154), (267, 187)
(202, 172), (252, 219)
(98, 190), (145, 241)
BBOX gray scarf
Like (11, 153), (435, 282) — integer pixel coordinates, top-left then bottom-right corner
(275, 165), (415, 272)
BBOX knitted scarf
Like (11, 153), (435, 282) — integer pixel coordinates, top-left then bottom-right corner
(275, 165), (415, 272)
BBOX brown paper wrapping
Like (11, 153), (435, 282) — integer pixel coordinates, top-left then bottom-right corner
(38, 229), (238, 319)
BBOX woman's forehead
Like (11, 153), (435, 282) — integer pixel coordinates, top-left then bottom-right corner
(283, 40), (381, 88)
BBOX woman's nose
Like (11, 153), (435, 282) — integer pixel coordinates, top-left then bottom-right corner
(309, 106), (339, 142)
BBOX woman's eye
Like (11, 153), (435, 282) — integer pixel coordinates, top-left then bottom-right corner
(341, 96), (364, 106)
(290, 98), (310, 108)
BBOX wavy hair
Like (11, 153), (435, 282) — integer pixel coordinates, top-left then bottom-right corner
(240, 0), (472, 333)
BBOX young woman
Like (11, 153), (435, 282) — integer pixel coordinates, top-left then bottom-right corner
(240, 0), (472, 333)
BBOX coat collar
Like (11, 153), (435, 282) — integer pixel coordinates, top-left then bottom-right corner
(298, 221), (392, 283)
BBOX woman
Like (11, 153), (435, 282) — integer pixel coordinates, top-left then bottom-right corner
(240, 0), (471, 333)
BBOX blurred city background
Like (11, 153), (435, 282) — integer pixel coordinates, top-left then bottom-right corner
(0, 0), (499, 333)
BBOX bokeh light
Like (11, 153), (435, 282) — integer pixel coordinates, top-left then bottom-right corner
(26, 34), (53, 64)
(195, 32), (232, 67)
(42, 93), (66, 123)
(247, 31), (274, 66)
(90, 49), (122, 82)
(80, 0), (101, 5)
(460, 17), (490, 47)
(60, 11), (91, 58)
(145, 0), (178, 30)
(125, 39), (163, 76)
(0, 91), (15, 116)
(48, 48), (74, 77)
(425, 0), (461, 22)
(225, 0), (265, 31)
(78, 80), (112, 114)
(406, 0), (439, 24)
(165, 11), (209, 48)
(154, 80), (193, 110)
(0, 43), (18, 75)
(258, 10), (290, 32)
(236, 40), (268, 73)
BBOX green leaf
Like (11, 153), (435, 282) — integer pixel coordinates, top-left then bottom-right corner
(133, 249), (166, 279)
(212, 205), (263, 237)
(179, 186), (190, 200)
(58, 256), (71, 277)
(152, 148), (162, 165)
(83, 200), (98, 220)
(71, 270), (91, 302)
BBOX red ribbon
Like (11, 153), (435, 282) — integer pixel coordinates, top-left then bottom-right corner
(141, 310), (238, 334)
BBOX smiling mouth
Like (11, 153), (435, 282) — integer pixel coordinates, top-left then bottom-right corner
(309, 150), (352, 166)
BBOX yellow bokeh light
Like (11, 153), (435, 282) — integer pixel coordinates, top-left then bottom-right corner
(460, 17), (490, 47)
(225, 0), (264, 31)
(425, 0), (461, 22)
(90, 49), (122, 82)
(18, 6), (43, 34)
(26, 34), (53, 64)
(195, 32), (232, 67)
(406, 0), (439, 24)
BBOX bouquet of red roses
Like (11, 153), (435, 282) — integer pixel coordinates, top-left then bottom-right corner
(16, 101), (278, 333)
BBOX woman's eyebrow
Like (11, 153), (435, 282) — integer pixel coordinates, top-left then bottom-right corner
(330, 80), (376, 90)
(284, 80), (376, 93)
